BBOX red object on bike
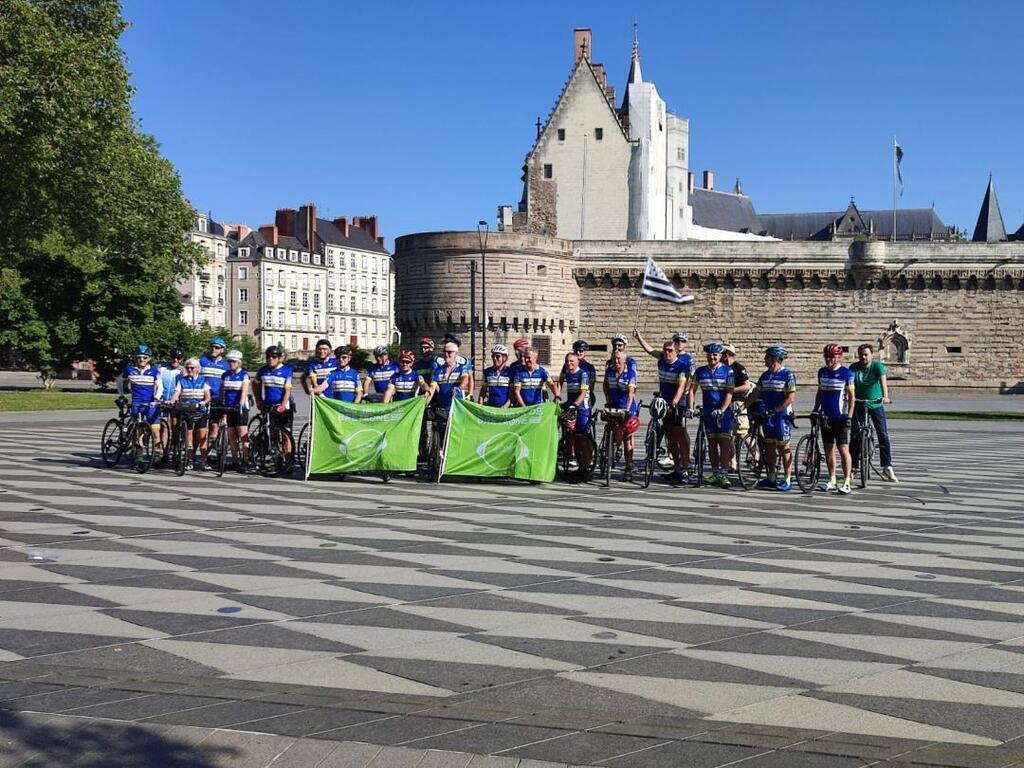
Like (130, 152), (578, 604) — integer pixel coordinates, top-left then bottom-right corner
(613, 415), (641, 436)
(275, 404), (286, 413)
(823, 343), (843, 357)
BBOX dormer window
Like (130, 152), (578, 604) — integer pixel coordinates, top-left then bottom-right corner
(197, 217), (207, 232)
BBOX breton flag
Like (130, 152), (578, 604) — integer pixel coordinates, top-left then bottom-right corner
(640, 258), (694, 304)
(894, 138), (905, 196)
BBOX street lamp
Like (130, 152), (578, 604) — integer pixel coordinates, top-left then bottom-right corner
(477, 220), (489, 362)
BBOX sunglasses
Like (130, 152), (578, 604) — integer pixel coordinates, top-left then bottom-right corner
(185, 366), (199, 371)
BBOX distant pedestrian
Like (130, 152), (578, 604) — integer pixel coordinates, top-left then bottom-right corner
(850, 344), (897, 482)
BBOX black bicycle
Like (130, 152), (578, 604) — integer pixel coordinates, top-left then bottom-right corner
(794, 412), (823, 493)
(165, 402), (207, 476)
(423, 405), (448, 482)
(558, 404), (596, 483)
(100, 396), (158, 474)
(852, 399), (885, 488)
(642, 395), (668, 489)
(248, 408), (294, 478)
(597, 408), (631, 487)
(206, 405), (237, 477)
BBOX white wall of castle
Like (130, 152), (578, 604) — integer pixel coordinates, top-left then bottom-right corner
(666, 114), (691, 239)
(626, 81), (668, 240)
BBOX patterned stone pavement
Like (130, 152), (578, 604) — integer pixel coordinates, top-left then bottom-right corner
(0, 414), (1023, 767)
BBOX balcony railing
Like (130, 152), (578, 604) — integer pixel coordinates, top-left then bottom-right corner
(199, 271), (211, 281)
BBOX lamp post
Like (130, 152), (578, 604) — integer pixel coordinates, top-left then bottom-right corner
(477, 220), (489, 366)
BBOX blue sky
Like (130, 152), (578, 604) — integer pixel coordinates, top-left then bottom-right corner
(122, 0), (1024, 246)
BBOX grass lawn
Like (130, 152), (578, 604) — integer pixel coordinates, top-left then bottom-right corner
(887, 409), (1024, 421)
(0, 391), (117, 412)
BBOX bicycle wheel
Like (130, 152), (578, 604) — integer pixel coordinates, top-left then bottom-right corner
(734, 433), (754, 490)
(100, 419), (124, 467)
(557, 428), (572, 481)
(259, 428), (287, 478)
(214, 428), (228, 477)
(694, 426), (707, 487)
(601, 426), (613, 488)
(642, 424), (657, 489)
(431, 423), (445, 482)
(173, 423), (188, 476)
(133, 424), (155, 474)
(859, 428), (871, 489)
(794, 433), (820, 493)
(295, 423), (309, 476)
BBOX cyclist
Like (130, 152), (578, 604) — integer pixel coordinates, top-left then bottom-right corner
(688, 342), (735, 487)
(851, 343), (898, 482)
(220, 349), (250, 470)
(604, 348), (639, 480)
(508, 338), (530, 381)
(560, 351), (593, 471)
(253, 345), (294, 456)
(118, 345), (163, 457)
(302, 339), (336, 396)
(158, 347), (184, 405)
(656, 341), (691, 482)
(199, 336), (230, 447)
(480, 345), (512, 407)
(383, 350), (423, 402)
(634, 329), (690, 364)
(608, 333), (638, 375)
(364, 345), (398, 401)
(317, 345), (362, 402)
(415, 337), (436, 385)
(569, 340), (598, 409)
(722, 344), (754, 470)
(440, 332), (473, 398)
(513, 347), (558, 406)
(744, 345), (797, 491)
(816, 343), (855, 494)
(426, 341), (471, 410)
(171, 357), (211, 470)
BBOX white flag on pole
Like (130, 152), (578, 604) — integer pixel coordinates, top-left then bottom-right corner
(640, 258), (694, 304)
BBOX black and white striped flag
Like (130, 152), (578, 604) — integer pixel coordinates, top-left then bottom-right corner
(640, 258), (694, 304)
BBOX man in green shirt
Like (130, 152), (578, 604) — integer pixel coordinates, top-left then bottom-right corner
(850, 343), (897, 482)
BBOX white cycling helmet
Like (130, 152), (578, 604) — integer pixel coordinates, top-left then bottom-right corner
(225, 349), (243, 362)
(490, 344), (508, 356)
(649, 396), (669, 421)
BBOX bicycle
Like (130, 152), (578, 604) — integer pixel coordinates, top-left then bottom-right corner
(206, 405), (237, 477)
(852, 399), (885, 488)
(248, 408), (294, 478)
(730, 403), (756, 490)
(596, 408), (632, 487)
(642, 395), (667, 489)
(794, 412), (823, 493)
(558, 404), (596, 483)
(100, 396), (157, 474)
(423, 405), (449, 482)
(165, 402), (206, 476)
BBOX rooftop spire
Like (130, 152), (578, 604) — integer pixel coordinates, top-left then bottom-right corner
(971, 174), (1007, 243)
(627, 20), (642, 85)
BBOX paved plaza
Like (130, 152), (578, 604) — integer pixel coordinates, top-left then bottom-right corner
(0, 413), (1023, 767)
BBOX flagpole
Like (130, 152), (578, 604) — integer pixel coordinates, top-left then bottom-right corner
(892, 136), (897, 243)
(633, 260), (647, 333)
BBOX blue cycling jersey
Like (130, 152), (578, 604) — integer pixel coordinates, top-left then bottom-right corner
(157, 364), (182, 402)
(514, 366), (549, 406)
(757, 367), (797, 413)
(198, 355), (229, 398)
(305, 357), (337, 386)
(560, 367), (591, 409)
(694, 363), (735, 411)
(679, 352), (697, 378)
(818, 365), (854, 419)
(366, 361), (399, 395)
(177, 374), (208, 406)
(220, 369), (249, 408)
(389, 369), (421, 401)
(323, 367), (360, 401)
(605, 366), (638, 414)
(483, 365), (512, 407)
(657, 355), (689, 401)
(431, 361), (469, 409)
(122, 364), (161, 404)
(256, 364), (292, 406)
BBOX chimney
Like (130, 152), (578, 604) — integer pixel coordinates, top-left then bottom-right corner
(275, 208), (296, 237)
(363, 215), (378, 240)
(352, 216), (363, 231)
(333, 216), (349, 237)
(573, 28), (591, 64)
(592, 63), (606, 88)
(376, 236), (385, 247)
(687, 171), (695, 195)
(258, 224), (278, 246)
(298, 203), (317, 249)
(703, 170), (715, 191)
(235, 224), (251, 241)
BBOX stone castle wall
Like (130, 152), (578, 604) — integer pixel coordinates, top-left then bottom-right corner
(394, 233), (1024, 389)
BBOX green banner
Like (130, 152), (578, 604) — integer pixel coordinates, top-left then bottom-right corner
(309, 396), (425, 474)
(442, 399), (558, 482)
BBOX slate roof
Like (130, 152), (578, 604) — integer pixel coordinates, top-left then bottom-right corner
(1011, 222), (1024, 242)
(971, 176), (1007, 242)
(758, 207), (948, 241)
(689, 188), (763, 234)
(315, 217), (388, 254)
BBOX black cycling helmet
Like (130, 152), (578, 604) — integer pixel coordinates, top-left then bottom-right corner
(443, 332), (462, 346)
(572, 340), (589, 352)
(265, 345), (283, 357)
(334, 345), (352, 356)
(169, 347), (185, 360)
(315, 338), (332, 348)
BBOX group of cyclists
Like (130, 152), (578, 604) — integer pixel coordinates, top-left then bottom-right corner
(116, 329), (899, 490)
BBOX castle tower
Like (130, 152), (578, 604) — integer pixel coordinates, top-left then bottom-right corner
(971, 175), (1007, 243)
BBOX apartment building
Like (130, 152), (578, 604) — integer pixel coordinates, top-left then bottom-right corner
(179, 211), (229, 328)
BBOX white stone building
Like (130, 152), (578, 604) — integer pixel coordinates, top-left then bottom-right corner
(179, 210), (230, 328)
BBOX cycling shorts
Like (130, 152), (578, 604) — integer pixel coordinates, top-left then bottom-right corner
(821, 416), (850, 446)
(663, 406), (685, 427)
(130, 402), (160, 425)
(764, 412), (792, 444)
(734, 410), (750, 436)
(267, 403), (294, 430)
(702, 408), (734, 437)
(224, 408), (248, 428)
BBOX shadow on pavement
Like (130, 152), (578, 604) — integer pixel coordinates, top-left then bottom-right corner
(0, 710), (236, 767)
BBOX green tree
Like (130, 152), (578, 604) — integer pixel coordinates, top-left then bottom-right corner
(0, 0), (200, 386)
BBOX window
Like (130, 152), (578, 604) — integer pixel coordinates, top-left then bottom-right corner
(326, 253), (335, 267)
(313, 294), (320, 309)
(327, 295), (334, 311)
(278, 311), (285, 327)
(328, 317), (335, 332)
(238, 288), (248, 302)
(300, 252), (310, 264)
(239, 247), (250, 259)
(382, 321), (388, 336)
(371, 299), (377, 314)
(537, 265), (547, 277)
(350, 317), (357, 332)
(946, 345), (962, 354)
(543, 164), (553, 179)
(276, 290), (284, 306)
(373, 320), (378, 334)
(350, 254), (356, 269)
(594, 127), (603, 140)
(362, 255), (367, 271)
(238, 266), (249, 280)
(197, 217), (207, 232)
(677, 148), (685, 161)
(291, 335), (297, 349)
(313, 253), (321, 265)
(301, 292), (309, 308)
(371, 278), (378, 294)
(266, 311), (273, 326)
(313, 315), (320, 330)
(289, 290), (297, 306)
(350, 297), (356, 312)
(557, 128), (565, 141)
(263, 267), (271, 283)
(289, 250), (298, 262)
(278, 248), (286, 260)
(361, 319), (368, 334)
(238, 310), (248, 326)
